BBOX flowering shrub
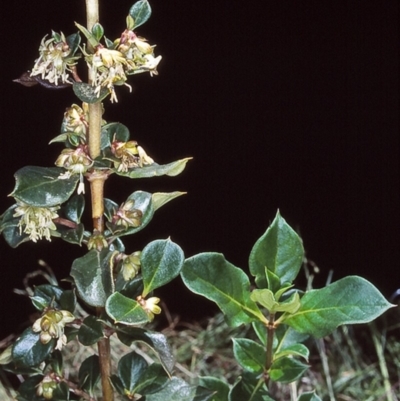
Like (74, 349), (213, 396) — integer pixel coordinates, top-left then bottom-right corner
(0, 1), (394, 400)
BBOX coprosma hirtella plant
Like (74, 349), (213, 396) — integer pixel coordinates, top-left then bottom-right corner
(0, 1), (394, 401)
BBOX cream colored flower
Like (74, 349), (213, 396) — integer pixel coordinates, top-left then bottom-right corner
(137, 296), (162, 321)
(32, 309), (75, 351)
(13, 202), (60, 242)
(31, 32), (80, 86)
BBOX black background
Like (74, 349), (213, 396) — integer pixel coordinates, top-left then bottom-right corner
(0, 1), (398, 338)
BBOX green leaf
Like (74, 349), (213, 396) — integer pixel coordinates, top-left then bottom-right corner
(152, 192), (186, 211)
(52, 382), (70, 401)
(11, 166), (79, 207)
(49, 350), (63, 376)
(118, 351), (147, 394)
(249, 211), (304, 292)
(60, 290), (76, 313)
(71, 249), (114, 307)
(228, 372), (271, 401)
(59, 222), (85, 245)
(72, 82), (109, 103)
(269, 357), (309, 384)
(78, 316), (104, 346)
(129, 0), (152, 28)
(101, 122), (130, 150)
(274, 325), (309, 354)
(283, 276), (395, 338)
(297, 391), (322, 401)
(116, 352), (169, 397)
(17, 375), (45, 401)
(198, 377), (229, 401)
(133, 363), (169, 395)
(232, 338), (266, 374)
(66, 32), (81, 56)
(30, 284), (64, 311)
(106, 292), (150, 325)
(141, 239), (185, 296)
(78, 355), (100, 397)
(74, 22), (99, 48)
(12, 328), (55, 368)
(91, 22), (104, 41)
(0, 204), (30, 247)
(274, 344), (309, 362)
(181, 253), (266, 327)
(106, 191), (154, 237)
(62, 194), (85, 223)
(104, 197), (118, 222)
(116, 327), (174, 375)
(146, 377), (213, 401)
(116, 157), (192, 179)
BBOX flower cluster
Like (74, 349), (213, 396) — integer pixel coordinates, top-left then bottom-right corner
(111, 199), (142, 229)
(120, 251), (141, 281)
(137, 295), (161, 321)
(61, 103), (89, 144)
(13, 202), (60, 242)
(36, 376), (58, 400)
(32, 309), (75, 351)
(30, 31), (80, 86)
(85, 28), (161, 102)
(55, 145), (93, 194)
(111, 140), (154, 172)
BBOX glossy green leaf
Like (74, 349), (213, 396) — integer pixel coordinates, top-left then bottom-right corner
(66, 32), (81, 55)
(72, 82), (109, 103)
(269, 356), (309, 383)
(134, 363), (169, 394)
(101, 122), (130, 150)
(78, 316), (104, 346)
(78, 355), (100, 397)
(91, 22), (104, 41)
(141, 239), (185, 296)
(0, 204), (30, 247)
(274, 344), (309, 362)
(116, 327), (174, 374)
(198, 377), (228, 401)
(146, 377), (213, 401)
(52, 382), (70, 401)
(251, 289), (301, 314)
(30, 284), (64, 311)
(116, 352), (169, 397)
(116, 157), (192, 178)
(129, 0), (152, 28)
(118, 351), (147, 394)
(17, 375), (45, 401)
(59, 222), (85, 245)
(106, 292), (150, 325)
(49, 350), (63, 376)
(228, 372), (271, 401)
(74, 22), (99, 48)
(297, 391), (322, 401)
(106, 191), (154, 237)
(71, 249), (114, 307)
(12, 328), (55, 368)
(249, 211), (304, 292)
(181, 253), (266, 327)
(62, 194), (85, 223)
(117, 275), (144, 298)
(274, 325), (309, 354)
(232, 338), (266, 373)
(11, 166), (79, 207)
(104, 198), (118, 221)
(152, 192), (186, 211)
(283, 276), (395, 338)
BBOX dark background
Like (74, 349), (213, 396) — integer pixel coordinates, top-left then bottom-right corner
(0, 1), (398, 338)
